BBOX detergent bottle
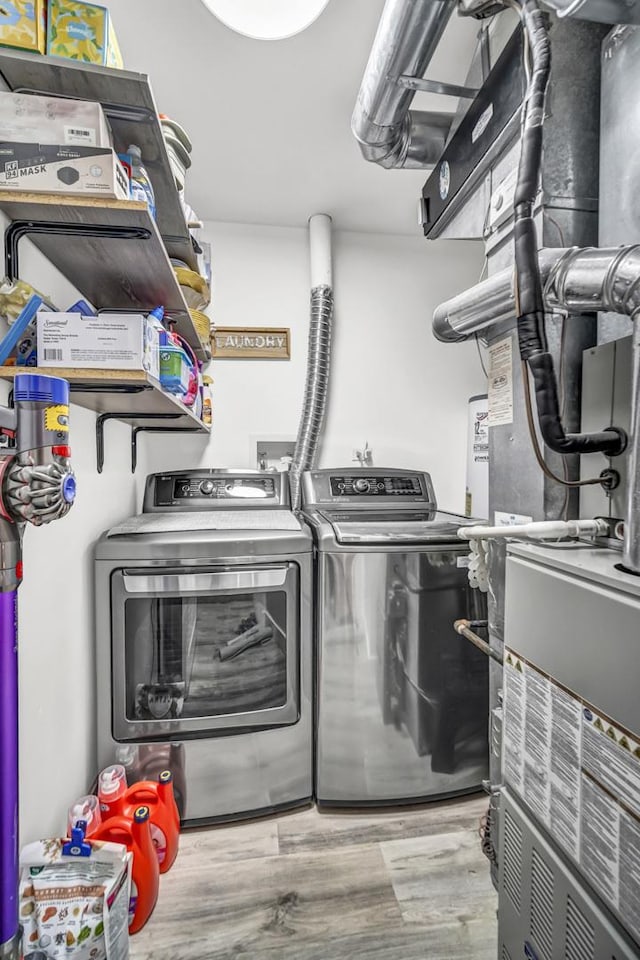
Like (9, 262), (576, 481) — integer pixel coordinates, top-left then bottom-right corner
(120, 770), (180, 873)
(93, 804), (159, 933)
(67, 795), (102, 838)
(97, 763), (127, 816)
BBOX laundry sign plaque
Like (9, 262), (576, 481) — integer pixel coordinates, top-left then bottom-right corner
(211, 327), (291, 360)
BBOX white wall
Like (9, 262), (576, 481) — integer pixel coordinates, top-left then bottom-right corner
(0, 222), (143, 844)
(11, 218), (485, 844)
(144, 222), (487, 513)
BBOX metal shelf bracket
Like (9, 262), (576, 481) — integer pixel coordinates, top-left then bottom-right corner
(96, 411), (182, 474)
(4, 219), (152, 280)
(131, 425), (206, 473)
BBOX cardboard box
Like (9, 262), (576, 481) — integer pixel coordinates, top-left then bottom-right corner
(38, 312), (152, 370)
(0, 0), (47, 55)
(0, 91), (113, 148)
(48, 0), (123, 68)
(0, 143), (129, 198)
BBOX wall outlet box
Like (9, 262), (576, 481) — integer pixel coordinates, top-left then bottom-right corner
(0, 143), (129, 199)
(0, 91), (113, 148)
(37, 312), (149, 370)
(0, 0), (47, 55)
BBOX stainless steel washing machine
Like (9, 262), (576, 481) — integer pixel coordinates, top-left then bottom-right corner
(95, 470), (312, 826)
(301, 468), (489, 807)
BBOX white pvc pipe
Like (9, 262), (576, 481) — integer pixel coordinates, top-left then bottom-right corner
(458, 518), (609, 541)
(309, 214), (333, 288)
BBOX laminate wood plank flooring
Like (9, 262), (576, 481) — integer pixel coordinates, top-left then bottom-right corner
(130, 794), (497, 960)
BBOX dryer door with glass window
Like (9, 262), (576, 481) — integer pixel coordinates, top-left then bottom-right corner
(110, 562), (299, 740)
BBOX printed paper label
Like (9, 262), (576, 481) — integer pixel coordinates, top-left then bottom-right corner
(503, 649), (640, 944)
(64, 124), (97, 146)
(488, 337), (513, 426)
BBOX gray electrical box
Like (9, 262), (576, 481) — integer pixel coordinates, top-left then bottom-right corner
(580, 335), (632, 524)
(500, 542), (640, 959)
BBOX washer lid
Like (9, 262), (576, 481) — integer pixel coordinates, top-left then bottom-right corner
(322, 510), (472, 545)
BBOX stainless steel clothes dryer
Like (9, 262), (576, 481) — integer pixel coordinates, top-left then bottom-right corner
(301, 468), (489, 807)
(95, 470), (312, 826)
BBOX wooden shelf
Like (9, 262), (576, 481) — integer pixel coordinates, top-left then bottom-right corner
(0, 47), (197, 271)
(0, 191), (210, 362)
(0, 365), (210, 430)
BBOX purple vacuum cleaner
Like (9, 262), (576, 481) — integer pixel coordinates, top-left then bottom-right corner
(0, 374), (76, 960)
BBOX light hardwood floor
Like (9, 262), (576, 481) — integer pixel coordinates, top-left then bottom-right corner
(130, 794), (497, 960)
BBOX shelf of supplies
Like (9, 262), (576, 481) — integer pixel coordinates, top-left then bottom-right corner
(0, 47), (197, 271)
(0, 365), (210, 429)
(0, 191), (210, 362)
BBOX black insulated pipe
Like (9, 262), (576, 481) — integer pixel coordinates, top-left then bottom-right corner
(513, 0), (626, 459)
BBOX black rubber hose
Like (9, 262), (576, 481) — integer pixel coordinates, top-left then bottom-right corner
(513, 0), (626, 459)
(528, 354), (627, 455)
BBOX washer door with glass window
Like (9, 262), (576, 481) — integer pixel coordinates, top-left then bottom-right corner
(110, 562), (299, 740)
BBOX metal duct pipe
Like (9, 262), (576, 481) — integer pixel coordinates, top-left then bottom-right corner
(433, 245), (640, 340)
(432, 243), (640, 573)
(351, 0), (456, 169)
(290, 214), (334, 512)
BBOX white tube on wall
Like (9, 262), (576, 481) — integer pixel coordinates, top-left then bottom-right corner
(309, 213), (333, 288)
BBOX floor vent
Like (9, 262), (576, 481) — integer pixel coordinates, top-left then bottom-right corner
(566, 895), (595, 960)
(503, 809), (523, 911)
(530, 846), (555, 960)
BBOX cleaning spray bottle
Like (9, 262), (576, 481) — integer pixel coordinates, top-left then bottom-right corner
(127, 144), (156, 220)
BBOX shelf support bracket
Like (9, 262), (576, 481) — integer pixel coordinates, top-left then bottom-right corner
(96, 412), (182, 474)
(131, 425), (205, 474)
(4, 220), (152, 281)
(395, 75), (479, 99)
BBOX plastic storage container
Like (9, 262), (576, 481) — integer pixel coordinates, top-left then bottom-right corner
(159, 345), (191, 395)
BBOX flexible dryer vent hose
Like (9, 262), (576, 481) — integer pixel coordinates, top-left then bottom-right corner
(290, 283), (334, 511)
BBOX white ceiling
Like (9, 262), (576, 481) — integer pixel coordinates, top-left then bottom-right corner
(104, 0), (481, 234)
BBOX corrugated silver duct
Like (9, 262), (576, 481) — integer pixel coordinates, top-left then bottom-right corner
(432, 243), (640, 573)
(290, 215), (334, 512)
(351, 0), (456, 168)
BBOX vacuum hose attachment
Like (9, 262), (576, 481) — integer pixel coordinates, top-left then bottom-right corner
(513, 0), (626, 459)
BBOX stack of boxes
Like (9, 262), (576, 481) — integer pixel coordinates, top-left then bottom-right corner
(0, 0), (123, 68)
(0, 90), (129, 198)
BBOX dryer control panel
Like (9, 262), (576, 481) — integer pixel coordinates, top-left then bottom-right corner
(143, 470), (289, 511)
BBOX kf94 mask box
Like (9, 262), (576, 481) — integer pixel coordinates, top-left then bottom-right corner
(0, 143), (129, 198)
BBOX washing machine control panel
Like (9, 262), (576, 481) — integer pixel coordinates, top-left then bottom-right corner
(329, 475), (423, 498)
(151, 473), (279, 508)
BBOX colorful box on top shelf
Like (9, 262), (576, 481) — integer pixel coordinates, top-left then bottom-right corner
(47, 0), (123, 68)
(0, 0), (47, 55)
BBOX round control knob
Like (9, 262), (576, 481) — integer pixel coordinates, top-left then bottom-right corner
(353, 478), (370, 494)
(200, 479), (215, 495)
